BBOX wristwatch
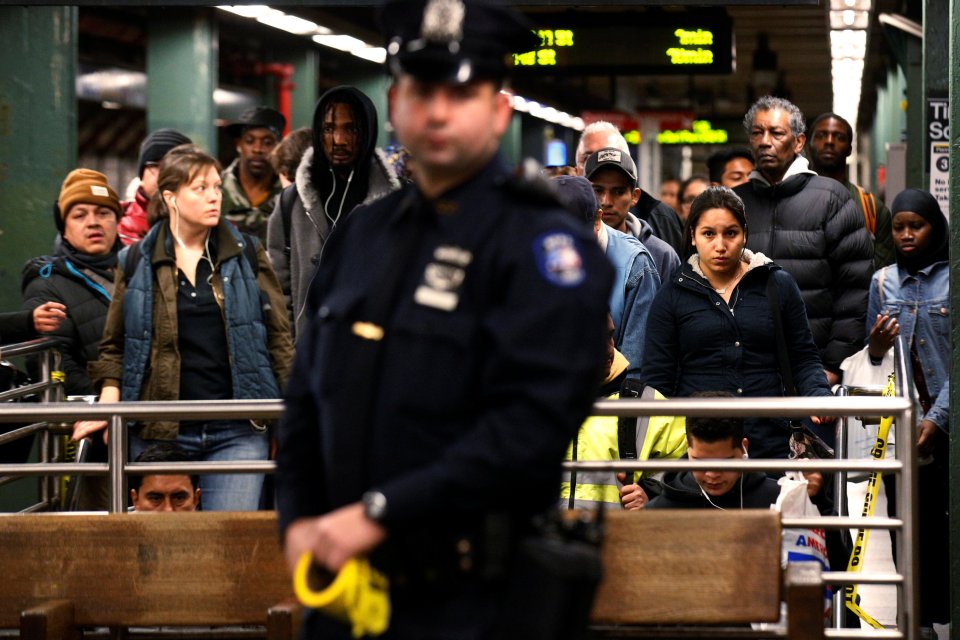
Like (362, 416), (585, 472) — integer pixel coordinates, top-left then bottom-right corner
(362, 490), (388, 523)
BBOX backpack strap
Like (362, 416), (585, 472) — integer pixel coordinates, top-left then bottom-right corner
(122, 243), (142, 286)
(280, 184), (297, 260)
(854, 185), (877, 236)
(766, 270), (797, 396)
(240, 233), (260, 276)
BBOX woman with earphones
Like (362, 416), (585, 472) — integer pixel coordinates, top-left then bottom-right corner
(78, 144), (294, 511)
(639, 186), (832, 461)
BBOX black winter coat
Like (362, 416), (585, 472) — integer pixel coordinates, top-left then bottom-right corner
(21, 256), (112, 396)
(647, 467), (781, 510)
(641, 254), (831, 459)
(734, 166), (874, 372)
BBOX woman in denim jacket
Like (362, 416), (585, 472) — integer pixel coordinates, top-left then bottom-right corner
(865, 188), (949, 627)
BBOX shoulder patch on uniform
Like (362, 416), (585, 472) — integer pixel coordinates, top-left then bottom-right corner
(533, 232), (585, 287)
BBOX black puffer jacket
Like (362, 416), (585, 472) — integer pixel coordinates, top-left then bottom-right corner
(734, 158), (873, 373)
(632, 190), (684, 256)
(21, 255), (113, 396)
(647, 466), (781, 510)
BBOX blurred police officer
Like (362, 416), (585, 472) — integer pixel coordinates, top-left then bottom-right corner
(275, 0), (613, 637)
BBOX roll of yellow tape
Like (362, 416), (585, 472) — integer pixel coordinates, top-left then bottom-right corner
(294, 554), (390, 638)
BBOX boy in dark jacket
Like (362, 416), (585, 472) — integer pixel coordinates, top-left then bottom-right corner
(646, 403), (780, 510)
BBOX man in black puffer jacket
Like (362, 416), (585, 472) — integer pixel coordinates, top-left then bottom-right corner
(734, 96), (873, 385)
(21, 169), (121, 397)
(21, 169), (121, 509)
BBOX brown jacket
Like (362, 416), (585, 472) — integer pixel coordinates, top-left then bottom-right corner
(89, 221), (293, 439)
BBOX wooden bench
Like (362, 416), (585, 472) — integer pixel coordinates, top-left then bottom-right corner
(0, 512), (299, 639)
(589, 510), (824, 640)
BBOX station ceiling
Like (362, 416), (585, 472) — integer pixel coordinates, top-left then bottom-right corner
(77, 1), (905, 156)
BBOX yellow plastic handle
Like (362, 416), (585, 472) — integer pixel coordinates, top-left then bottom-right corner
(292, 553), (391, 638)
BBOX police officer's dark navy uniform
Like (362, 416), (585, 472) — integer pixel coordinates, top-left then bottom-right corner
(275, 0), (614, 637)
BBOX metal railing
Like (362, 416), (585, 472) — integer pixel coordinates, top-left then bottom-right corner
(562, 338), (918, 640)
(0, 337), (920, 640)
(0, 338), (64, 509)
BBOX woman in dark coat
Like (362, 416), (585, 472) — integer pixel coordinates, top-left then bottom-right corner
(640, 186), (832, 459)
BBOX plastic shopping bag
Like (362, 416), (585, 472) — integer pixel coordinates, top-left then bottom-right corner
(774, 472), (831, 619)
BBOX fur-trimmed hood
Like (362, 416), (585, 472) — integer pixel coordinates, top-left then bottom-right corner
(294, 146), (400, 219)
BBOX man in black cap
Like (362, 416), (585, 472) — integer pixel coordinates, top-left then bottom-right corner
(119, 128), (191, 245)
(275, 0), (613, 636)
(221, 106), (285, 240)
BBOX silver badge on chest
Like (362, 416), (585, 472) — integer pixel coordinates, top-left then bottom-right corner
(414, 245), (473, 311)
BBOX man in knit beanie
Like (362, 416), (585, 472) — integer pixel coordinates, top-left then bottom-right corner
(118, 128), (192, 245)
(21, 167), (123, 509)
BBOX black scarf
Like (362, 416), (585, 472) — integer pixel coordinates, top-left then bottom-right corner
(58, 237), (119, 280)
(890, 188), (949, 274)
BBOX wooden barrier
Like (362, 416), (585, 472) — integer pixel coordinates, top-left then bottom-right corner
(589, 510), (824, 640)
(0, 509), (823, 640)
(0, 512), (298, 639)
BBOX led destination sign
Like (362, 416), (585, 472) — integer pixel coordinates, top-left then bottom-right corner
(512, 9), (734, 75)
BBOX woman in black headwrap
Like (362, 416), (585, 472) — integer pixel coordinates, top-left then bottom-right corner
(865, 188), (950, 628)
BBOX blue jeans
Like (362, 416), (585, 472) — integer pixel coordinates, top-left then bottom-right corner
(129, 420), (269, 512)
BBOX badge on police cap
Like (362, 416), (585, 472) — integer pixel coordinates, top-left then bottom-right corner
(420, 0), (465, 45)
(533, 232), (585, 287)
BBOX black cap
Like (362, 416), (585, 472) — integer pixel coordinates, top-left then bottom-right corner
(584, 147), (638, 186)
(137, 128), (192, 178)
(380, 0), (539, 84)
(225, 106), (286, 139)
(551, 175), (599, 227)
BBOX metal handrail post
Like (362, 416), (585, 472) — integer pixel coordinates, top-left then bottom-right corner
(893, 337), (918, 640)
(833, 385), (849, 630)
(108, 414), (127, 513)
(38, 347), (60, 506)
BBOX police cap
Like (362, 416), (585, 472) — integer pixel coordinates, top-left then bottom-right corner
(380, 0), (539, 84)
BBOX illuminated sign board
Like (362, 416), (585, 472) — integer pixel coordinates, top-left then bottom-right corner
(512, 9), (734, 75)
(658, 120), (729, 145)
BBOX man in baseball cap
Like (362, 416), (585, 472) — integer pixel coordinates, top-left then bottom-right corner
(221, 106), (286, 240)
(584, 147), (641, 234)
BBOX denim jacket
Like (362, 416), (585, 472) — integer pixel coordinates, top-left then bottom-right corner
(867, 261), (950, 431)
(602, 225), (660, 380)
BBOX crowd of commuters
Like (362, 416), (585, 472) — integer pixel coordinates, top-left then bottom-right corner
(0, 0), (949, 633)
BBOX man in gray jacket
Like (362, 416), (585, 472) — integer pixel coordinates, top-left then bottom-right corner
(267, 86), (401, 340)
(734, 96), (873, 384)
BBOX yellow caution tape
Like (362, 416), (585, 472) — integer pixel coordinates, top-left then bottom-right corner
(294, 553), (390, 638)
(844, 374), (895, 629)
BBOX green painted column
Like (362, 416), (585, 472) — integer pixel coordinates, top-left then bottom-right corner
(146, 10), (217, 153)
(905, 38), (924, 188)
(346, 60), (393, 149)
(0, 7), (77, 317)
(290, 47), (319, 130)
(948, 1), (960, 635)
(501, 112), (523, 167)
(923, 0), (950, 190)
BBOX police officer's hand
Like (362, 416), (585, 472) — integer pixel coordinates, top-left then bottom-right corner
(617, 473), (649, 510)
(284, 503), (386, 574)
